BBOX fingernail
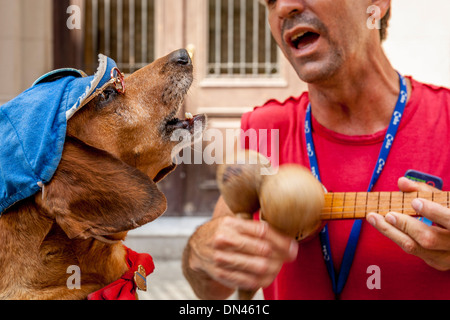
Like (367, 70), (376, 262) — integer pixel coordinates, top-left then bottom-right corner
(412, 199), (423, 213)
(385, 213), (397, 226)
(367, 215), (376, 227)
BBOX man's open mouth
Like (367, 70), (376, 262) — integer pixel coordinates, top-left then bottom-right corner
(288, 30), (320, 50)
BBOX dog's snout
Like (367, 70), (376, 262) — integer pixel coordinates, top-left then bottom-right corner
(169, 49), (192, 66)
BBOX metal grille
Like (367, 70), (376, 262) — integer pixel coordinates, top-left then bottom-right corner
(208, 0), (279, 78)
(83, 0), (155, 74)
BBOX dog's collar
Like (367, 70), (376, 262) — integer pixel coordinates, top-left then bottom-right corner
(87, 246), (154, 300)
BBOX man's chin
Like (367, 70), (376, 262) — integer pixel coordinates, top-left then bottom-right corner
(294, 67), (330, 84)
(293, 60), (342, 84)
(286, 46), (344, 84)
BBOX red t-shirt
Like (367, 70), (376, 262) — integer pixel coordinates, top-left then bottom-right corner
(240, 77), (450, 299)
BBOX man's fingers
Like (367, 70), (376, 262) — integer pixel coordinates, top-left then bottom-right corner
(205, 216), (298, 290)
(214, 216), (298, 261)
(210, 250), (283, 289)
(264, 224), (299, 261)
(368, 211), (450, 272)
(412, 198), (450, 230)
(385, 211), (450, 251)
(367, 212), (424, 256)
(398, 177), (441, 193)
(212, 222), (272, 258)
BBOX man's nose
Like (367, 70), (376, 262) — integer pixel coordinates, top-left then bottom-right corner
(274, 0), (305, 19)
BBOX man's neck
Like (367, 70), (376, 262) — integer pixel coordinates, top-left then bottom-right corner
(308, 52), (411, 136)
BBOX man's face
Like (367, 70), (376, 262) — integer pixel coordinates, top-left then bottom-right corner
(266, 0), (374, 84)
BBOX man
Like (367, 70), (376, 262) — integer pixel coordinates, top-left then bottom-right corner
(182, 0), (450, 299)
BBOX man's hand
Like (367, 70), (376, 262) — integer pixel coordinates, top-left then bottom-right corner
(367, 177), (450, 271)
(183, 197), (298, 300)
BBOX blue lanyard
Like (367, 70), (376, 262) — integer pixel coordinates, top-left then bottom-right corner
(305, 73), (408, 296)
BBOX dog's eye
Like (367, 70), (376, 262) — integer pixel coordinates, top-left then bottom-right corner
(99, 87), (117, 102)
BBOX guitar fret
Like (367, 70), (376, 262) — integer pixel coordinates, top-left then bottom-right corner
(343, 192), (357, 219)
(389, 191), (392, 212)
(377, 192), (381, 214)
(378, 192), (391, 216)
(331, 193), (345, 219)
(433, 192), (447, 208)
(403, 192), (418, 216)
(355, 192), (367, 219)
(390, 192), (404, 214)
(402, 192), (405, 214)
(322, 194), (333, 220)
(366, 192), (379, 217)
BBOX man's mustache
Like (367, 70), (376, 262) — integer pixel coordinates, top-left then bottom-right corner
(281, 12), (328, 38)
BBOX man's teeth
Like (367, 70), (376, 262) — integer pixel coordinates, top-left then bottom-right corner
(291, 31), (308, 42)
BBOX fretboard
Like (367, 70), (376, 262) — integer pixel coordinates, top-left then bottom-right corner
(320, 192), (449, 220)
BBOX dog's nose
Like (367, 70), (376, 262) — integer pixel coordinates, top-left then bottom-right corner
(169, 49), (192, 66)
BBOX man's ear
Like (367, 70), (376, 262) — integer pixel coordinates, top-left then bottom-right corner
(371, 0), (390, 19)
(36, 137), (167, 240)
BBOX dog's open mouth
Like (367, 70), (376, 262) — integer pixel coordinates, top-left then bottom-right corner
(153, 163), (177, 183)
(165, 113), (206, 135)
(153, 113), (207, 183)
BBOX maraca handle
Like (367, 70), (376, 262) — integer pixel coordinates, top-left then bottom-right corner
(235, 212), (257, 300)
(238, 289), (257, 300)
(236, 212), (253, 220)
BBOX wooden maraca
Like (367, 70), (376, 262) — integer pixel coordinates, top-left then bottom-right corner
(216, 150), (325, 300)
(216, 149), (274, 220)
(259, 164), (325, 241)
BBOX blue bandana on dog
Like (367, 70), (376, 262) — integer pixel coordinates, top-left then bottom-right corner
(0, 54), (119, 214)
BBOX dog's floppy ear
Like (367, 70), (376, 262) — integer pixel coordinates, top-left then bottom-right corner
(36, 137), (167, 240)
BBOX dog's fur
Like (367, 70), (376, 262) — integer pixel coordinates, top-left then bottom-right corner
(0, 49), (204, 299)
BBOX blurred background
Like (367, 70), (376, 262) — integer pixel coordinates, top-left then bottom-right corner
(0, 0), (449, 300)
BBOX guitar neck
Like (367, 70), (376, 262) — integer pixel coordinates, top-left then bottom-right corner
(321, 191), (449, 221)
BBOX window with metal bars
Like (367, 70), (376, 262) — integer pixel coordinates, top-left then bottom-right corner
(83, 0), (156, 74)
(208, 0), (279, 78)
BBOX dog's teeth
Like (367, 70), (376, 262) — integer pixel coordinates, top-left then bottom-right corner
(185, 112), (193, 120)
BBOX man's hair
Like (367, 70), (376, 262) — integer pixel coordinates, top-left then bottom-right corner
(379, 7), (391, 42)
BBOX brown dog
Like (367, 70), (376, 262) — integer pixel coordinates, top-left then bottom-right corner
(0, 49), (205, 299)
